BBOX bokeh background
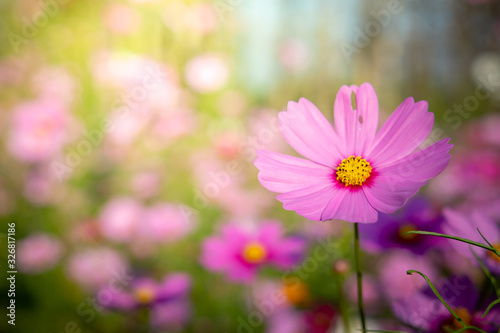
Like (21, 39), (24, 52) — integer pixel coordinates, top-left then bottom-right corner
(1, 0), (500, 332)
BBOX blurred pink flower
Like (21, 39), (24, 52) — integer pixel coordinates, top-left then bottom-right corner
(212, 130), (243, 160)
(31, 67), (77, 104)
(255, 83), (452, 223)
(130, 171), (162, 199)
(185, 54), (229, 93)
(7, 98), (70, 163)
(379, 250), (438, 300)
(23, 165), (60, 205)
(18, 233), (63, 274)
(67, 247), (129, 291)
(429, 148), (500, 204)
(344, 274), (380, 313)
(106, 108), (148, 145)
(92, 51), (178, 92)
(99, 272), (191, 311)
(443, 208), (500, 274)
(151, 108), (197, 145)
(139, 203), (197, 243)
(215, 184), (273, 219)
(201, 221), (306, 283)
(98, 197), (143, 243)
(103, 3), (140, 35)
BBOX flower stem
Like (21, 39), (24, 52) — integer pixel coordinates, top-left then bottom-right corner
(354, 223), (366, 332)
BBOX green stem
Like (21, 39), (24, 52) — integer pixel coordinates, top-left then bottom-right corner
(354, 223), (366, 332)
(403, 230), (500, 257)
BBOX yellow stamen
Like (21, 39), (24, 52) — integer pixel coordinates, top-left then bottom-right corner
(336, 156), (372, 186)
(488, 243), (500, 264)
(242, 242), (267, 264)
(399, 224), (418, 241)
(134, 287), (155, 304)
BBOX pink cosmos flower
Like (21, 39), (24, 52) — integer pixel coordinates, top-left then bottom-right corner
(66, 247), (129, 291)
(18, 233), (63, 274)
(201, 221), (306, 283)
(7, 98), (69, 163)
(98, 197), (143, 243)
(255, 83), (452, 223)
(139, 203), (197, 243)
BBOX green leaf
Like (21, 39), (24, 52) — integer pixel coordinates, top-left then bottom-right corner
(481, 298), (500, 319)
(359, 329), (408, 333)
(406, 270), (466, 328)
(403, 231), (500, 257)
(453, 326), (488, 333)
(477, 228), (494, 248)
(470, 248), (500, 298)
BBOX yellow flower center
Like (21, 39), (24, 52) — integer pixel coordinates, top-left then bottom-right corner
(242, 242), (267, 264)
(488, 243), (500, 264)
(134, 287), (155, 304)
(399, 223), (418, 241)
(442, 307), (472, 331)
(284, 280), (310, 306)
(336, 156), (372, 186)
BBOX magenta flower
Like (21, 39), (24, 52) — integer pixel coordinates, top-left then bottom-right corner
(255, 83), (452, 223)
(201, 221), (306, 283)
(98, 273), (191, 329)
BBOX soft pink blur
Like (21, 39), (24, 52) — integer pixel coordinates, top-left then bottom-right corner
(185, 53), (229, 93)
(66, 247), (129, 291)
(7, 98), (70, 163)
(18, 233), (63, 274)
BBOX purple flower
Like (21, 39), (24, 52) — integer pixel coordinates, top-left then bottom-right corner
(201, 221), (306, 283)
(99, 273), (191, 329)
(392, 276), (500, 332)
(360, 197), (444, 254)
(443, 208), (500, 274)
(99, 273), (191, 310)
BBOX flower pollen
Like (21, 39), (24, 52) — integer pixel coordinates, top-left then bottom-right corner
(336, 156), (372, 187)
(242, 242), (267, 264)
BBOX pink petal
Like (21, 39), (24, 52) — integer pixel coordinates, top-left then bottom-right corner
(276, 183), (343, 221)
(270, 237), (306, 269)
(364, 138), (452, 214)
(321, 188), (378, 223)
(255, 150), (335, 193)
(256, 221), (284, 244)
(333, 83), (379, 156)
(200, 238), (230, 270)
(278, 98), (342, 166)
(366, 97), (434, 167)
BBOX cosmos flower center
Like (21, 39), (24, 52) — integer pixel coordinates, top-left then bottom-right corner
(441, 307), (472, 330)
(242, 242), (267, 264)
(398, 224), (418, 241)
(488, 243), (500, 264)
(336, 156), (372, 186)
(284, 280), (310, 306)
(134, 287), (155, 304)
